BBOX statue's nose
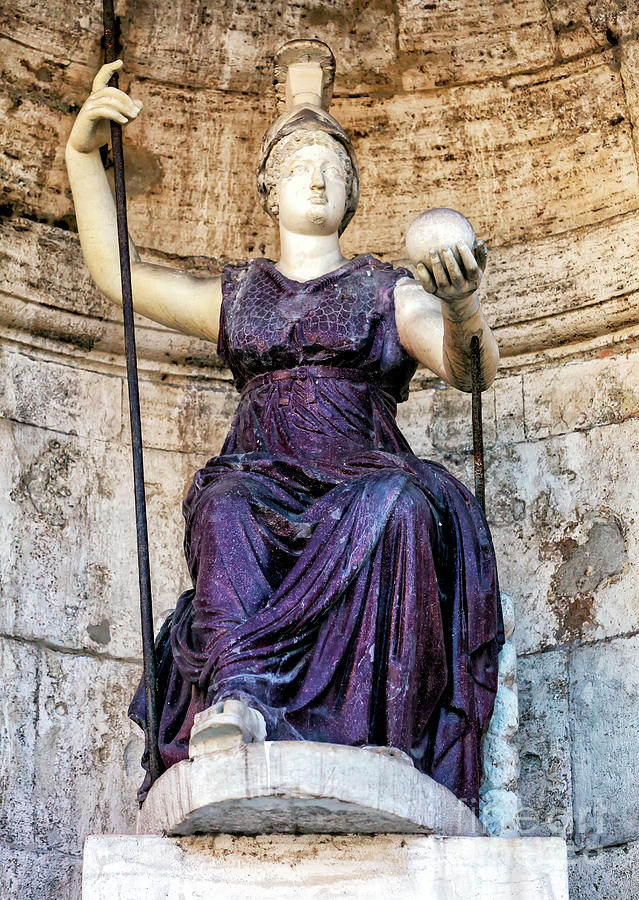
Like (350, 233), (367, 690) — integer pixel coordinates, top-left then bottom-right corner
(310, 166), (325, 189)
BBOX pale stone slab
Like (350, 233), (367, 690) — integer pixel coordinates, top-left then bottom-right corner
(136, 742), (484, 837)
(0, 346), (122, 441)
(82, 833), (569, 899)
(0, 636), (142, 857)
(515, 650), (573, 840)
(488, 416), (639, 652)
(397, 0), (556, 89)
(0, 843), (81, 900)
(570, 634), (639, 849)
(569, 838), (639, 900)
(0, 417), (193, 658)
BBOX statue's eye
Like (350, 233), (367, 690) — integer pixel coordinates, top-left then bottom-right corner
(325, 166), (342, 178)
(290, 163), (307, 176)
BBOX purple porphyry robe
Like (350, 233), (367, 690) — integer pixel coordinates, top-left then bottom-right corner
(130, 254), (502, 809)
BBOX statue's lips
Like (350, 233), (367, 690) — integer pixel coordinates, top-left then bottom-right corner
(309, 195), (328, 205)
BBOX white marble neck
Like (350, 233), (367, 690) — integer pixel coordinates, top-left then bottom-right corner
(276, 227), (347, 282)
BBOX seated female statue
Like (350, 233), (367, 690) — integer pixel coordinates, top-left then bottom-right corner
(65, 40), (502, 811)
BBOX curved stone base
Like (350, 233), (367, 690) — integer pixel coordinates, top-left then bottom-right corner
(136, 741), (484, 837)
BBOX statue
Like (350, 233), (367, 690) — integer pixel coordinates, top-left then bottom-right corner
(65, 39), (502, 813)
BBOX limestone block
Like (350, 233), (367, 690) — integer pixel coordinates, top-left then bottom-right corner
(621, 41), (639, 162)
(125, 0), (398, 96)
(494, 374), (526, 445)
(0, 346), (122, 441)
(548, 0), (639, 59)
(0, 844), (81, 900)
(0, 1), (102, 65)
(0, 218), (221, 372)
(570, 634), (639, 849)
(335, 55), (639, 258)
(0, 636), (142, 857)
(397, 0), (556, 89)
(488, 417), (639, 652)
(569, 838), (639, 900)
(397, 382), (496, 459)
(130, 377), (236, 455)
(137, 742), (484, 837)
(523, 354), (639, 440)
(82, 833), (570, 899)
(0, 418), (192, 657)
(515, 651), (573, 840)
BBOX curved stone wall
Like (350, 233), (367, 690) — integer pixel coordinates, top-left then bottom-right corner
(2, 2), (639, 897)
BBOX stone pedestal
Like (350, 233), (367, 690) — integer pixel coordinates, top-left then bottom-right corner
(82, 833), (570, 899)
(136, 742), (484, 837)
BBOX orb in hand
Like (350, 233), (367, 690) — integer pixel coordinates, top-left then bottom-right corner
(406, 208), (476, 272)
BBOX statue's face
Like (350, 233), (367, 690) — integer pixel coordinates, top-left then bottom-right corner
(277, 143), (347, 236)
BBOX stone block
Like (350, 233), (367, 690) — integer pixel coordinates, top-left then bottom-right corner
(570, 635), (639, 849)
(0, 418), (194, 658)
(0, 2), (102, 65)
(569, 839), (639, 900)
(487, 417), (639, 652)
(0, 347), (122, 441)
(548, 0), (639, 58)
(335, 55), (639, 259)
(621, 41), (639, 162)
(125, 0), (398, 96)
(0, 636), (142, 857)
(130, 377), (236, 455)
(523, 353), (639, 440)
(0, 844), (81, 900)
(515, 650), (573, 839)
(397, 0), (556, 89)
(82, 833), (569, 899)
(494, 373), (526, 445)
(137, 742), (483, 837)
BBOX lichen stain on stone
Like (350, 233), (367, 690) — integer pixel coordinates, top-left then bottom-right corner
(13, 440), (78, 527)
(87, 619), (112, 646)
(547, 518), (627, 641)
(105, 143), (163, 197)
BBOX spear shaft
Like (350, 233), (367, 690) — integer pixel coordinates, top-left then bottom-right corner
(470, 334), (486, 514)
(102, 0), (161, 786)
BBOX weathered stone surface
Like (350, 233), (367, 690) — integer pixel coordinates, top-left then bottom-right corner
(0, 3), (102, 66)
(335, 55), (639, 258)
(523, 353), (639, 440)
(488, 417), (639, 652)
(0, 418), (194, 657)
(137, 742), (484, 837)
(83, 833), (569, 899)
(569, 839), (639, 900)
(0, 844), (81, 900)
(548, 0), (639, 59)
(0, 636), (141, 856)
(570, 634), (639, 849)
(397, 0), (556, 89)
(515, 650), (573, 840)
(0, 346), (122, 440)
(124, 0), (398, 96)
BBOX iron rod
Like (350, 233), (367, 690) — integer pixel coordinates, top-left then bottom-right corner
(470, 334), (486, 514)
(102, 0), (161, 785)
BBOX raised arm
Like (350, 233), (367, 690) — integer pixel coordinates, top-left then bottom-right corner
(65, 61), (222, 343)
(394, 241), (499, 392)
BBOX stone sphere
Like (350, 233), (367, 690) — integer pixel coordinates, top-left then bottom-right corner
(406, 208), (476, 269)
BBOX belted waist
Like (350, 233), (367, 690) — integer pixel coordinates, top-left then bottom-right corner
(239, 365), (383, 406)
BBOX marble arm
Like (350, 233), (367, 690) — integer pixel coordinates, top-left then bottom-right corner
(394, 278), (499, 392)
(65, 61), (222, 343)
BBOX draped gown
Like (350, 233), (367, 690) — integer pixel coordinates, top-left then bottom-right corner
(130, 254), (502, 810)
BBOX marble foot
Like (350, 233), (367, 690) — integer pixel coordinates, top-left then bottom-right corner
(189, 699), (267, 757)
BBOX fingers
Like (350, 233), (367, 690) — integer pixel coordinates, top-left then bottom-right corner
(475, 240), (488, 272)
(92, 59), (123, 93)
(87, 89), (142, 120)
(457, 242), (479, 281)
(416, 262), (436, 293)
(429, 249), (449, 291)
(441, 247), (465, 290)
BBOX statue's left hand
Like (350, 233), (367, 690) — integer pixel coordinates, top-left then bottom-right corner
(415, 241), (487, 303)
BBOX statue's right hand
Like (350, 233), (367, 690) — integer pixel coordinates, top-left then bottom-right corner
(67, 60), (143, 154)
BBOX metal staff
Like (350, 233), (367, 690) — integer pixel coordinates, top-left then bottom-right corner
(102, 0), (161, 785)
(470, 334), (486, 514)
